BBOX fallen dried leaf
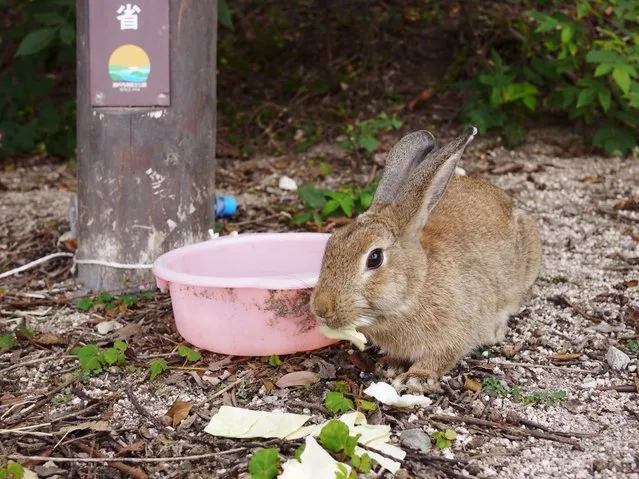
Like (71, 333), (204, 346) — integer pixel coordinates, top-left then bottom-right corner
(315, 358), (337, 379)
(547, 353), (581, 361)
(623, 279), (638, 288)
(276, 371), (318, 388)
(624, 305), (639, 328)
(113, 323), (143, 341)
(117, 441), (144, 456)
(34, 332), (67, 346)
(614, 197), (639, 211)
(166, 400), (192, 427)
(209, 357), (233, 372)
(579, 176), (604, 184)
(348, 351), (376, 373)
(58, 420), (111, 434)
(262, 379), (276, 394)
(464, 377), (482, 392)
(408, 87), (433, 111)
(0, 394), (26, 406)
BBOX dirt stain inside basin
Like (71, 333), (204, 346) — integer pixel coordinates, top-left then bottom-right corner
(263, 289), (317, 334)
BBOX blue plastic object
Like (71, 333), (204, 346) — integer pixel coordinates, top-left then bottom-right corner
(214, 196), (237, 217)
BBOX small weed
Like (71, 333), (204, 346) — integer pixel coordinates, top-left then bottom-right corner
(524, 390), (567, 405)
(318, 161), (332, 176)
(148, 359), (170, 380)
(268, 354), (282, 367)
(482, 375), (565, 405)
(247, 419), (374, 479)
(0, 333), (19, 352)
(51, 389), (73, 405)
(333, 380), (349, 394)
(0, 462), (25, 479)
(177, 344), (201, 363)
(626, 339), (638, 355)
(481, 376), (522, 400)
(339, 112), (402, 156)
(481, 376), (510, 396)
(293, 181), (377, 226)
(14, 327), (35, 340)
(324, 391), (354, 414)
(248, 448), (279, 479)
(75, 291), (154, 316)
(70, 340), (127, 373)
(355, 397), (377, 412)
(236, 380), (249, 399)
(294, 127), (319, 152)
(431, 429), (457, 449)
(320, 420), (372, 475)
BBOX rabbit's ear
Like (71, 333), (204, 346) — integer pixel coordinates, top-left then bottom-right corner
(372, 130), (438, 205)
(394, 127), (477, 240)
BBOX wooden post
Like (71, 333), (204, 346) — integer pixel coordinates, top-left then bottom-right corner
(75, 0), (217, 291)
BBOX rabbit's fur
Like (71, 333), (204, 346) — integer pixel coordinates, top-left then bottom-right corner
(311, 128), (541, 392)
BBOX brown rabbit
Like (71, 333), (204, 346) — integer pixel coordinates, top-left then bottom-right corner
(311, 128), (541, 392)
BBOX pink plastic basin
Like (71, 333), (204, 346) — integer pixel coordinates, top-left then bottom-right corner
(152, 232), (337, 356)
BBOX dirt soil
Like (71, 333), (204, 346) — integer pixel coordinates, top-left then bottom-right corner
(1, 129), (638, 479)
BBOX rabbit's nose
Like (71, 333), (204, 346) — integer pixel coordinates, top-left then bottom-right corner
(311, 292), (335, 321)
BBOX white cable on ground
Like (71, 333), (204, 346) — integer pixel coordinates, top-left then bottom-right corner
(0, 252), (75, 280)
(0, 231), (239, 280)
(0, 253), (153, 280)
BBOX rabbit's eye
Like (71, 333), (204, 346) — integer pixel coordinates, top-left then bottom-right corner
(366, 248), (384, 269)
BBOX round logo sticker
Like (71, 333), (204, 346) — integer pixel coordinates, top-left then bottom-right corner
(108, 44), (151, 83)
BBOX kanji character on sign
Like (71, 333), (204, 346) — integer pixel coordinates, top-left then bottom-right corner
(117, 4), (141, 30)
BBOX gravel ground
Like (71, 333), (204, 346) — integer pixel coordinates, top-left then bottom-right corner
(1, 132), (638, 478)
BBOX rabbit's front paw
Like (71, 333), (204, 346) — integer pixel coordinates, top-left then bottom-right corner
(392, 370), (443, 394)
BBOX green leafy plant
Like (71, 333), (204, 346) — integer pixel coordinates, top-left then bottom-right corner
(218, 0), (233, 30)
(324, 391), (354, 414)
(431, 429), (457, 449)
(460, 51), (537, 146)
(355, 398), (377, 412)
(0, 462), (25, 479)
(70, 340), (127, 373)
(148, 359), (170, 380)
(247, 420), (373, 478)
(481, 376), (510, 397)
(626, 339), (638, 354)
(75, 291), (154, 315)
(51, 389), (73, 405)
(0, 0), (77, 158)
(339, 112), (402, 155)
(523, 390), (567, 405)
(268, 354), (282, 367)
(481, 376), (523, 400)
(319, 420), (372, 476)
(177, 344), (201, 363)
(248, 448), (279, 479)
(236, 379), (250, 399)
(460, 0), (639, 155)
(293, 181), (377, 226)
(0, 333), (19, 352)
(482, 376), (565, 405)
